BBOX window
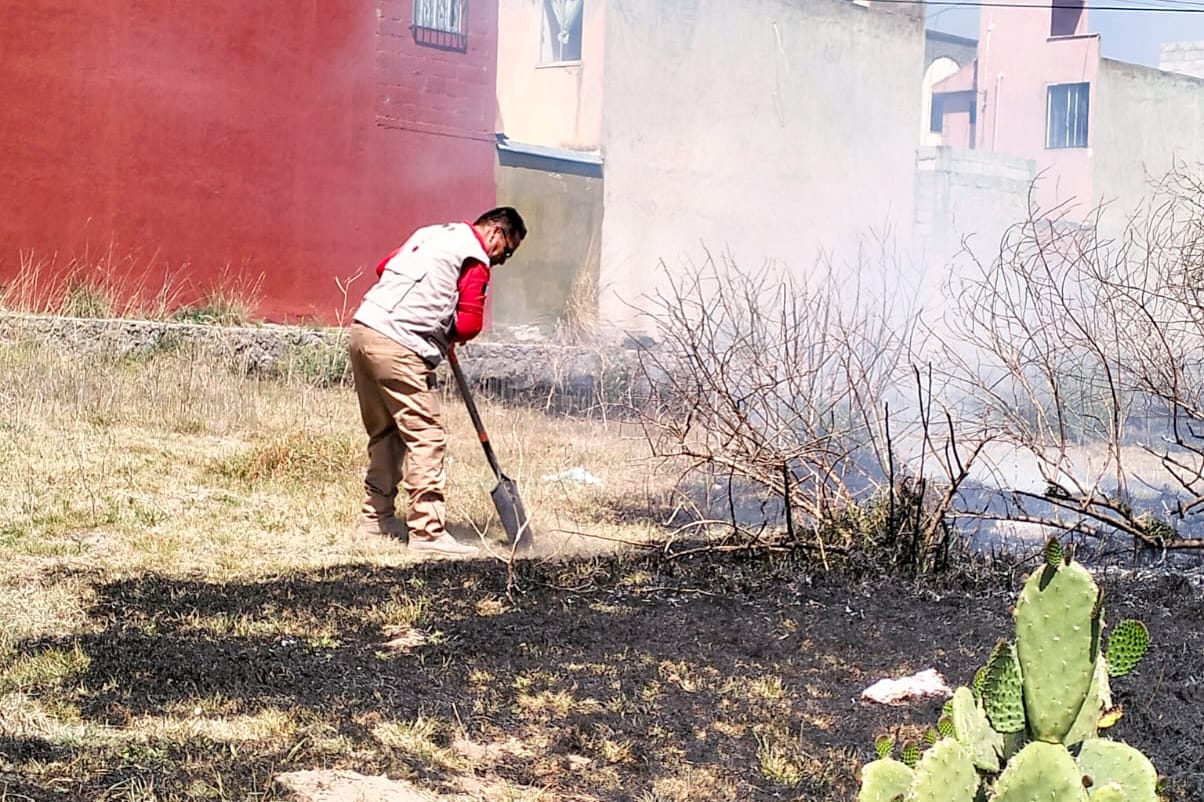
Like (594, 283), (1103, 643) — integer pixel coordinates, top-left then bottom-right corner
(412, 0), (467, 50)
(929, 94), (945, 134)
(541, 0), (584, 64)
(1050, 0), (1085, 37)
(1046, 82), (1089, 149)
(414, 0), (464, 33)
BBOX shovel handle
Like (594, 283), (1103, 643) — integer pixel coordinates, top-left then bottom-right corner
(446, 347), (504, 480)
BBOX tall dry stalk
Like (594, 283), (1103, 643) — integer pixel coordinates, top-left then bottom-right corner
(554, 224), (603, 345)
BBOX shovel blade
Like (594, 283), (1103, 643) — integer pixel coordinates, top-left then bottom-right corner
(491, 475), (532, 548)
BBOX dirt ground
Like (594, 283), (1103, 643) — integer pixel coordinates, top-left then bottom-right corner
(2, 548), (1202, 801)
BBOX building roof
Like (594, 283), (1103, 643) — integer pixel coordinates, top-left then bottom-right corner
(495, 134), (603, 178)
(925, 29), (977, 48)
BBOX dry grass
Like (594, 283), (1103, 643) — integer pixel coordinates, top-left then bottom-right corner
(0, 335), (670, 577)
(1, 248), (263, 323)
(0, 332), (694, 798)
(0, 330), (928, 802)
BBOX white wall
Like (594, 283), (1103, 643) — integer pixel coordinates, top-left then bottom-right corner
(1094, 59), (1204, 224)
(597, 0), (925, 331)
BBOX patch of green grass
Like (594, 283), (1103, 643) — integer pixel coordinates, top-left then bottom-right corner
(1, 643), (90, 694)
(172, 276), (262, 327)
(282, 340), (350, 388)
(215, 428), (360, 484)
(59, 280), (116, 319)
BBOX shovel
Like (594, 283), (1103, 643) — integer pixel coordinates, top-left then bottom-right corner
(446, 347), (533, 549)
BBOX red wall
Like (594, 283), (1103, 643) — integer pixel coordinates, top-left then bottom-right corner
(0, 0), (498, 322)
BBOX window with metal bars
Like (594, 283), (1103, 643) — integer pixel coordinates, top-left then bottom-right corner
(414, 0), (464, 33)
(412, 0), (467, 50)
(1046, 82), (1089, 149)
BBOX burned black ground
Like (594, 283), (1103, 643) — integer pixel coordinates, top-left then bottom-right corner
(2, 549), (1201, 801)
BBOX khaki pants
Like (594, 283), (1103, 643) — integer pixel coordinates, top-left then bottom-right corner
(348, 323), (446, 540)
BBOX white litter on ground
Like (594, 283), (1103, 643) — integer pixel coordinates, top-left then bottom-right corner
(541, 466), (603, 486)
(860, 668), (952, 705)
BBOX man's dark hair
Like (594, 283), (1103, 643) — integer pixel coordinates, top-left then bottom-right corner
(475, 207), (527, 241)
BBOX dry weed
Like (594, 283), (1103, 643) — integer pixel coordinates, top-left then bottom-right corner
(0, 329), (741, 802)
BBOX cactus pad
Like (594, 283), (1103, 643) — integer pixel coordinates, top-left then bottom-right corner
(1105, 619), (1150, 677)
(1065, 656), (1113, 746)
(874, 736), (895, 760)
(982, 640), (1025, 734)
(1076, 740), (1158, 802)
(949, 686), (1001, 772)
(1015, 559), (1099, 742)
(1089, 783), (1127, 802)
(857, 758), (914, 802)
(1044, 537), (1064, 567)
(901, 741), (921, 768)
(991, 741), (1089, 802)
(905, 738), (979, 802)
(1098, 705), (1123, 730)
(972, 665), (987, 698)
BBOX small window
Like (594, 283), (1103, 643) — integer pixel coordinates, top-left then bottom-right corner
(541, 0), (584, 64)
(412, 0), (467, 50)
(414, 0), (464, 33)
(1050, 0), (1084, 37)
(930, 94), (945, 134)
(1046, 82), (1089, 149)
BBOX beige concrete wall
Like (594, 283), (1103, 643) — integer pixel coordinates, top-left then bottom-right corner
(597, 0), (925, 330)
(495, 0), (605, 150)
(1093, 59), (1204, 223)
(492, 162), (603, 334)
(914, 146), (1035, 280)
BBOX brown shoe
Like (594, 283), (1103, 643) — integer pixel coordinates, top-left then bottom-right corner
(356, 516), (407, 537)
(408, 533), (479, 556)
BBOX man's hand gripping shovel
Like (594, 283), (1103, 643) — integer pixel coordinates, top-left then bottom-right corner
(446, 347), (533, 553)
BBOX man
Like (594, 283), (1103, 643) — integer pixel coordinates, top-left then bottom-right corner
(348, 207), (527, 555)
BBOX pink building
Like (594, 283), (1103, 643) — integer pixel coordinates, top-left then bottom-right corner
(931, 0), (1099, 214)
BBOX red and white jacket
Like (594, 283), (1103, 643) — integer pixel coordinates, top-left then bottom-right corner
(353, 222), (492, 365)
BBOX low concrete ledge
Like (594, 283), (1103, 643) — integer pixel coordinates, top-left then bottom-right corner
(0, 312), (640, 409)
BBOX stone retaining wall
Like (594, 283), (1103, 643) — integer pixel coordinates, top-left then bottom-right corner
(0, 313), (640, 410)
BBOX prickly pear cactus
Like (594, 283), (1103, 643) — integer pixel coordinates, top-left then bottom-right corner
(982, 640), (1025, 734)
(990, 741), (1089, 802)
(905, 738), (978, 802)
(1044, 536), (1065, 566)
(1105, 619), (1150, 677)
(857, 757), (914, 802)
(855, 539), (1163, 802)
(1065, 655), (1113, 747)
(1014, 557), (1100, 742)
(949, 686), (1001, 772)
(1088, 783), (1128, 802)
(1077, 739), (1158, 802)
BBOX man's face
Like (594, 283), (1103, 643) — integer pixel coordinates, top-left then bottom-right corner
(487, 225), (521, 266)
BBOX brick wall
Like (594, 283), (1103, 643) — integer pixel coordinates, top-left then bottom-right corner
(0, 1), (499, 323)
(375, 0), (497, 139)
(1159, 41), (1204, 79)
